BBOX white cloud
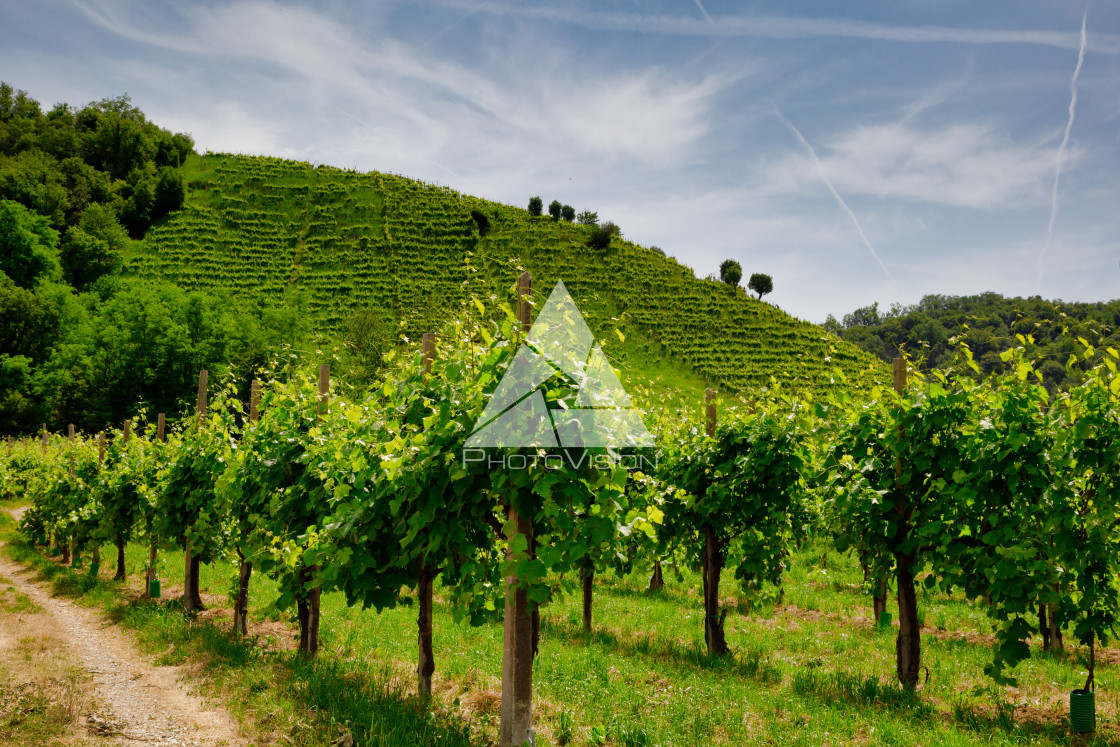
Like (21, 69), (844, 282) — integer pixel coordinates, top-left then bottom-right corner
(66, 0), (728, 170)
(418, 1), (1120, 54)
(758, 120), (1061, 210)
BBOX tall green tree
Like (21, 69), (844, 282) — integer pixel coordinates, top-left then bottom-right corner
(0, 199), (60, 288)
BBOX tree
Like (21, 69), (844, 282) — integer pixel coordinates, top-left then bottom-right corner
(560, 204), (575, 222)
(61, 203), (129, 290)
(527, 196), (542, 217)
(587, 223), (613, 250)
(748, 273), (773, 300)
(548, 200), (561, 221)
(718, 260), (741, 287)
(576, 210), (598, 226)
(843, 302), (880, 328)
(152, 167), (185, 219)
(659, 397), (807, 657)
(0, 199), (60, 288)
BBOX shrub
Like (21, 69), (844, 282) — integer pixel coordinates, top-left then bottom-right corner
(719, 259), (742, 287)
(470, 209), (490, 237)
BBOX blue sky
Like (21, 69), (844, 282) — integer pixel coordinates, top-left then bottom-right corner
(2, 1), (1117, 322)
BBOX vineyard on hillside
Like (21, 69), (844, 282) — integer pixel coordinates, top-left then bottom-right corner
(4, 282), (1119, 745)
(126, 153), (885, 394)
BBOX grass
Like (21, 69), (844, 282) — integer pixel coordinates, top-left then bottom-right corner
(3, 507), (1117, 746)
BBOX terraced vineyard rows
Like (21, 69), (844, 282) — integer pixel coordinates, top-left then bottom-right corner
(127, 153), (886, 392)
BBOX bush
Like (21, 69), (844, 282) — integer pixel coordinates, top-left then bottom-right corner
(719, 259), (742, 287)
(470, 209), (490, 237)
(528, 196), (542, 217)
(548, 200), (562, 221)
(577, 210), (598, 226)
(561, 204), (575, 222)
(587, 224), (613, 250)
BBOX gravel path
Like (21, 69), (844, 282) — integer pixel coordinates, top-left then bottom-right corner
(1, 507), (243, 745)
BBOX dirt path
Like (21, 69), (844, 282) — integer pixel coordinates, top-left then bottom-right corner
(0, 507), (243, 745)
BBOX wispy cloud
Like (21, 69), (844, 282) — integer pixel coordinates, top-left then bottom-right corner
(692, 0), (714, 26)
(65, 0), (728, 169)
(774, 109), (891, 278)
(760, 119), (1058, 210)
(1038, 11), (1088, 290)
(421, 1), (1120, 53)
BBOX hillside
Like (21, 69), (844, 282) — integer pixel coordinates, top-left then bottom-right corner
(827, 293), (1120, 390)
(128, 153), (886, 395)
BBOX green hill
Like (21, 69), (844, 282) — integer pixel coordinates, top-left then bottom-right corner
(126, 153), (886, 396)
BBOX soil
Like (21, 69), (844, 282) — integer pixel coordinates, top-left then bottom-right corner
(0, 507), (243, 745)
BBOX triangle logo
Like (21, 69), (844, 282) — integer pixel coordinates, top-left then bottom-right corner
(467, 281), (654, 449)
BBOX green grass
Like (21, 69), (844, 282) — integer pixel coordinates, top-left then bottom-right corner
(5, 516), (1118, 746)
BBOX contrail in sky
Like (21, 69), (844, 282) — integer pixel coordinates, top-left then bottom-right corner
(1038, 11), (1087, 290)
(693, 0), (714, 26)
(775, 109), (892, 278)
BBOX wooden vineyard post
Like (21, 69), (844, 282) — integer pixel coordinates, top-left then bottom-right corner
(297, 366), (329, 656)
(67, 424), (75, 477)
(871, 365), (892, 625)
(147, 414), (166, 599)
(113, 423), (130, 581)
(500, 271), (535, 747)
(702, 389), (729, 656)
(92, 433), (105, 576)
(233, 384), (260, 636)
(64, 425), (75, 565)
(41, 426), (51, 552)
(417, 334), (436, 699)
(892, 357), (920, 688)
(184, 371), (208, 613)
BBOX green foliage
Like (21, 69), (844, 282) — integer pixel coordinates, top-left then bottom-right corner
(0, 198), (60, 287)
(560, 204), (575, 222)
(548, 199), (562, 221)
(827, 339), (1120, 687)
(658, 399), (808, 592)
(587, 223), (614, 250)
(832, 293), (1120, 389)
(748, 273), (773, 300)
(527, 196), (542, 217)
(60, 203), (129, 290)
(576, 210), (598, 226)
(719, 260), (741, 287)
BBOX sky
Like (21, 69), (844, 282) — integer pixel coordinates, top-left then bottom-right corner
(2, 0), (1117, 323)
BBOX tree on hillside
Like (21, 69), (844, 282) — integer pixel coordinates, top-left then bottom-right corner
(718, 259), (741, 287)
(748, 273), (773, 300)
(61, 203), (129, 290)
(561, 204), (575, 222)
(587, 221), (618, 250)
(843, 302), (880, 328)
(527, 196), (542, 217)
(548, 199), (562, 221)
(0, 199), (60, 288)
(577, 210), (598, 226)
